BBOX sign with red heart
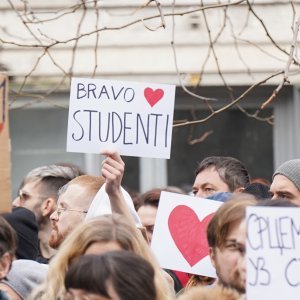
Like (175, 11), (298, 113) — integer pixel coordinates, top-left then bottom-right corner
(144, 88), (164, 107)
(151, 191), (223, 277)
(168, 205), (214, 267)
(67, 78), (176, 159)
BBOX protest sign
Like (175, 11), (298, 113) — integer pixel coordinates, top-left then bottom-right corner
(151, 191), (223, 277)
(0, 74), (11, 212)
(67, 78), (176, 159)
(246, 206), (300, 300)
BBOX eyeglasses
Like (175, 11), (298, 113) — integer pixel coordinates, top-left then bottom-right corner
(56, 207), (88, 217)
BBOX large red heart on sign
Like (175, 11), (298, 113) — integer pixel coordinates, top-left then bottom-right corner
(144, 88), (164, 107)
(168, 205), (214, 267)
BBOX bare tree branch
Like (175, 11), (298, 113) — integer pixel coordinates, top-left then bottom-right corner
(261, 17), (300, 109)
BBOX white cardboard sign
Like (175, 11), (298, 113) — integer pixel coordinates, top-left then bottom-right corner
(151, 191), (223, 277)
(67, 77), (176, 158)
(246, 206), (300, 300)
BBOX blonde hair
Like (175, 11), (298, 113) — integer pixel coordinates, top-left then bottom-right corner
(58, 175), (105, 201)
(30, 214), (172, 300)
(178, 284), (244, 300)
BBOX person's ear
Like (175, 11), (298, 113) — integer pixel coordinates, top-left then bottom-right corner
(209, 247), (216, 268)
(0, 253), (12, 279)
(41, 197), (56, 217)
(234, 187), (245, 194)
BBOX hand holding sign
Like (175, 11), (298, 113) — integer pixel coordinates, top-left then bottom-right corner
(101, 149), (125, 197)
(100, 150), (139, 228)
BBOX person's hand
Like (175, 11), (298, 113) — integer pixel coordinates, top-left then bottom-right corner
(101, 149), (125, 197)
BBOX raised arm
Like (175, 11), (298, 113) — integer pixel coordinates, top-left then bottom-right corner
(101, 150), (138, 228)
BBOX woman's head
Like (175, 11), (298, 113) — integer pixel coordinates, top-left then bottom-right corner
(32, 214), (171, 300)
(65, 251), (157, 300)
(59, 214), (148, 262)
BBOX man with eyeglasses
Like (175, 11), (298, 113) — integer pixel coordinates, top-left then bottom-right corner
(12, 164), (83, 262)
(49, 175), (105, 249)
(48, 150), (142, 251)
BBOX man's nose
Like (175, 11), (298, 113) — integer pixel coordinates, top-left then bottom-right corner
(12, 196), (21, 207)
(239, 253), (246, 272)
(271, 194), (277, 200)
(196, 190), (205, 198)
(50, 210), (58, 221)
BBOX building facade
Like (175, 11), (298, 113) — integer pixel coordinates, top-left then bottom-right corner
(1, 0), (299, 195)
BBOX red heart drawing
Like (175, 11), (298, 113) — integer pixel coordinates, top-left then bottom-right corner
(144, 88), (164, 107)
(168, 205), (214, 267)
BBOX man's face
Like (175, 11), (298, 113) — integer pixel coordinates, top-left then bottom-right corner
(192, 167), (230, 198)
(270, 174), (300, 205)
(49, 183), (89, 249)
(137, 205), (157, 244)
(210, 220), (246, 294)
(12, 180), (45, 222)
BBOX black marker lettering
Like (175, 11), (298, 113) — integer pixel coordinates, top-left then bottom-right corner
(112, 86), (124, 100)
(112, 112), (122, 143)
(285, 258), (300, 287)
(248, 257), (271, 286)
(88, 83), (97, 99)
(247, 214), (262, 250)
(83, 110), (97, 141)
(136, 114), (149, 144)
(98, 112), (110, 142)
(124, 88), (135, 102)
(98, 85), (110, 100)
(164, 114), (169, 148)
(123, 112), (133, 145)
(151, 113), (162, 147)
(278, 217), (294, 254)
(77, 83), (86, 99)
(72, 110), (84, 141)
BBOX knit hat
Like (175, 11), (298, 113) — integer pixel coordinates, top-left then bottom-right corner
(273, 159), (300, 190)
(2, 259), (48, 300)
(85, 184), (142, 226)
(2, 207), (39, 260)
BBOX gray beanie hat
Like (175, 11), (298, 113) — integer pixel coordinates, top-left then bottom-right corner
(273, 159), (300, 190)
(2, 259), (48, 299)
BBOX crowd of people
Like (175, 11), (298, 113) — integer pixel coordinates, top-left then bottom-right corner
(0, 151), (300, 299)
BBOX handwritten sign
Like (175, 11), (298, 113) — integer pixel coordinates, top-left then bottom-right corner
(0, 74), (11, 212)
(246, 206), (300, 300)
(67, 78), (176, 159)
(151, 192), (223, 277)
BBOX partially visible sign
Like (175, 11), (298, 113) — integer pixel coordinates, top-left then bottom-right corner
(67, 78), (176, 159)
(246, 206), (300, 300)
(0, 74), (11, 212)
(151, 192), (222, 277)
